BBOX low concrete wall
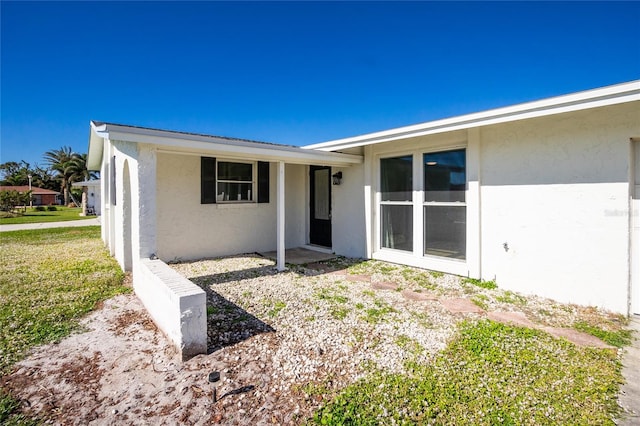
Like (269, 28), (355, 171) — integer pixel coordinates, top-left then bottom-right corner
(135, 258), (207, 360)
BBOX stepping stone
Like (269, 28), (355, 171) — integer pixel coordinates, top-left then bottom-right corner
(346, 274), (370, 283)
(541, 327), (615, 349)
(440, 298), (485, 314)
(401, 289), (439, 301)
(487, 311), (537, 329)
(371, 281), (398, 290)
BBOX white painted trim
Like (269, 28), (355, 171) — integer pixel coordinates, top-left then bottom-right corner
(631, 138), (640, 314)
(372, 143), (472, 276)
(372, 249), (468, 276)
(277, 161), (285, 271)
(306, 80), (640, 151)
(363, 145), (374, 258)
(89, 122), (362, 168)
(466, 128), (482, 279)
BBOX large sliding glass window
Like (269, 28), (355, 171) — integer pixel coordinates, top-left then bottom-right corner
(423, 149), (466, 259)
(380, 156), (413, 252)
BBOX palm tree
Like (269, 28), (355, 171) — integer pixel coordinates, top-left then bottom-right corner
(69, 154), (98, 183)
(69, 154), (98, 213)
(43, 146), (77, 206)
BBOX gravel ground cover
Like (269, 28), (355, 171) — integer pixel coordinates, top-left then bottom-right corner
(169, 254), (628, 424)
(2, 254), (629, 425)
(169, 255), (461, 424)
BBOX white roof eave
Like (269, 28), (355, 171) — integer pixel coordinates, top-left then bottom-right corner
(87, 122), (363, 168)
(87, 122), (107, 171)
(305, 80), (640, 151)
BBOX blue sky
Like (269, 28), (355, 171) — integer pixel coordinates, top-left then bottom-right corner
(2, 1), (639, 168)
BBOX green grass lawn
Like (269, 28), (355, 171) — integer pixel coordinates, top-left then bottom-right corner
(0, 226), (128, 424)
(311, 320), (624, 425)
(0, 207), (95, 225)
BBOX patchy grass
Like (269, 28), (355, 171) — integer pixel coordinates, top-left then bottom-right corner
(0, 207), (95, 224)
(0, 227), (127, 424)
(394, 335), (424, 356)
(0, 227), (127, 371)
(361, 299), (396, 324)
(496, 290), (528, 306)
(471, 294), (490, 310)
(330, 307), (349, 320)
(463, 277), (498, 290)
(347, 260), (398, 276)
(574, 321), (633, 348)
(400, 268), (437, 291)
(314, 287), (349, 304)
(312, 320), (623, 425)
(0, 389), (39, 425)
(266, 300), (287, 318)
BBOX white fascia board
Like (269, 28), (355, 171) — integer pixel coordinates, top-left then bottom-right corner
(305, 80), (640, 151)
(103, 125), (362, 166)
(87, 122), (107, 171)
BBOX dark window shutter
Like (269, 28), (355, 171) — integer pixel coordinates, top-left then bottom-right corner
(257, 161), (269, 203)
(201, 157), (216, 204)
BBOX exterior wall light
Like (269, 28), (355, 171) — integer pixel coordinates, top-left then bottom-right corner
(332, 171), (343, 185)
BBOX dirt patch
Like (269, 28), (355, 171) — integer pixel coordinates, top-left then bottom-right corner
(2, 294), (227, 425)
(110, 309), (158, 336)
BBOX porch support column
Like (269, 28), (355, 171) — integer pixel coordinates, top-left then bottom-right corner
(276, 161), (286, 271)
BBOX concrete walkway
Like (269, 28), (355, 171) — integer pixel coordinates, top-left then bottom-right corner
(618, 315), (640, 425)
(0, 217), (100, 232)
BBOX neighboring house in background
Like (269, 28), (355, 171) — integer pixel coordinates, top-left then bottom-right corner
(0, 185), (60, 205)
(72, 179), (101, 215)
(87, 80), (640, 359)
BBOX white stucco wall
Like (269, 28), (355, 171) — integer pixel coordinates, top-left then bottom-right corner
(155, 154), (306, 261)
(479, 102), (640, 313)
(332, 162), (367, 258)
(358, 101), (639, 313)
(110, 140), (139, 272)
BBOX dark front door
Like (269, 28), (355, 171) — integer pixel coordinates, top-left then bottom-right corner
(310, 166), (332, 247)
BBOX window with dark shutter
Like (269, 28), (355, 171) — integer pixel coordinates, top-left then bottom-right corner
(201, 157), (269, 204)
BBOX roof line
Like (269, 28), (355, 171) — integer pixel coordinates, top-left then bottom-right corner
(87, 121), (362, 171)
(90, 121), (293, 148)
(304, 79), (640, 151)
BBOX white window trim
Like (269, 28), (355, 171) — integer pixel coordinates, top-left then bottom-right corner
(378, 153), (415, 254)
(373, 144), (470, 275)
(216, 160), (257, 204)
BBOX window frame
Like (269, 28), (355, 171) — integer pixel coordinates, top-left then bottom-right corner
(375, 147), (468, 262)
(215, 159), (257, 204)
(379, 154), (414, 253)
(422, 148), (467, 260)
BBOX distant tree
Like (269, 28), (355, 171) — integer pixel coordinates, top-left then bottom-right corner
(0, 161), (32, 186)
(0, 189), (31, 213)
(30, 164), (58, 191)
(43, 146), (77, 206)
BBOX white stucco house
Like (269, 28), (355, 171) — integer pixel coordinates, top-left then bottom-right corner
(87, 80), (640, 358)
(71, 179), (101, 215)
